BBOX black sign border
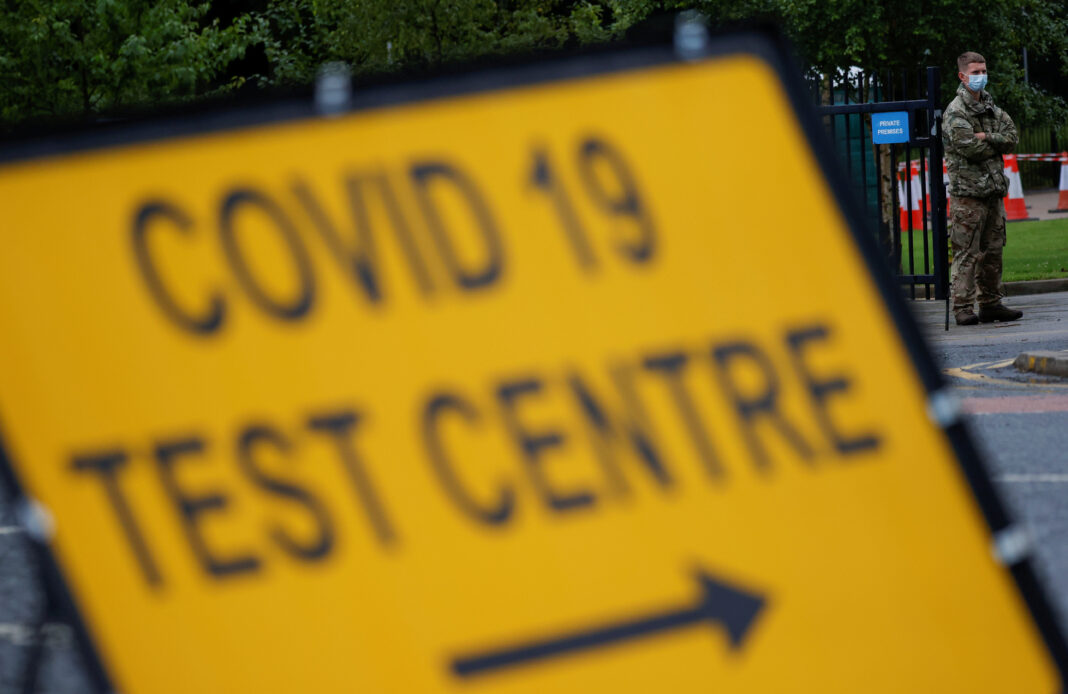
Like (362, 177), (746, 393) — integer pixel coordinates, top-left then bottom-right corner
(1, 24), (1065, 693)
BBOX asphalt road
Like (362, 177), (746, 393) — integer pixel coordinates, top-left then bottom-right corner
(2, 290), (1068, 692)
(911, 290), (1068, 631)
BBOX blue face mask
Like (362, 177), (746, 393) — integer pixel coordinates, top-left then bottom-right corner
(967, 74), (988, 91)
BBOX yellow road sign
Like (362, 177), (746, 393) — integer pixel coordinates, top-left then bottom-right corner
(0, 30), (1064, 693)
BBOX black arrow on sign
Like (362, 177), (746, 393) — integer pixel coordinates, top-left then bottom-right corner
(450, 569), (767, 678)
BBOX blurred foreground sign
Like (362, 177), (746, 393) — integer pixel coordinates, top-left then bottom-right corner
(0, 29), (1064, 693)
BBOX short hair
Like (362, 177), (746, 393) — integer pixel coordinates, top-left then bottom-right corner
(957, 52), (986, 72)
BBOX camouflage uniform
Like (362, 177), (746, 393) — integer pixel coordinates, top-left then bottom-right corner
(942, 83), (1018, 315)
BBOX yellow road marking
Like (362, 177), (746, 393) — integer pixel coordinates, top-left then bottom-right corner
(943, 357), (1068, 390)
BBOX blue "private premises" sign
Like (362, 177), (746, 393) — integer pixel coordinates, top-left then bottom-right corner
(872, 111), (909, 144)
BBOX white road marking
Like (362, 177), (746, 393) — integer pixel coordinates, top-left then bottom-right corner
(0, 525), (23, 535)
(995, 474), (1068, 483)
(0, 622), (72, 647)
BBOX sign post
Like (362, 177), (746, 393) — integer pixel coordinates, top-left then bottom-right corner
(0, 28), (1064, 693)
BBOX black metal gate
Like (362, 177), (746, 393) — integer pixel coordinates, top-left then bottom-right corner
(812, 67), (948, 300)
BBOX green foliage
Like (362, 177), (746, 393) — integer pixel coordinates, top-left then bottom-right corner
(0, 0), (248, 126)
(1, 0), (1065, 132)
(316, 0), (641, 78)
(677, 0), (1068, 127)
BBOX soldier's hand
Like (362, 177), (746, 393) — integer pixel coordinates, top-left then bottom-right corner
(975, 132), (987, 141)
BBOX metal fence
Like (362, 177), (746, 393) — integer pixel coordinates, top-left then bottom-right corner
(1018, 124), (1068, 189)
(808, 67), (948, 300)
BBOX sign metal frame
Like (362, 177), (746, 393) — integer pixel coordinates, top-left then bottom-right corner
(1, 26), (1066, 693)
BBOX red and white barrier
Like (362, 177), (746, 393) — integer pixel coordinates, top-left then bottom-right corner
(1002, 154), (1037, 221)
(922, 159), (950, 217)
(894, 152), (1063, 222)
(1017, 153), (1067, 162)
(895, 159), (947, 226)
(896, 161), (924, 229)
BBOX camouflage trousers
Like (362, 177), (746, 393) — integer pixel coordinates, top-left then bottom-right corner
(950, 195), (1006, 314)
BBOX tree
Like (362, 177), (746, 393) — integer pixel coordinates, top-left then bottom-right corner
(682, 0), (1068, 126)
(0, 0), (248, 128)
(1, 0), (1065, 132)
(315, 0), (642, 78)
(199, 0), (649, 90)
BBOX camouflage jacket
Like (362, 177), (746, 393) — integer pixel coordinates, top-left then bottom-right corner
(942, 83), (1017, 198)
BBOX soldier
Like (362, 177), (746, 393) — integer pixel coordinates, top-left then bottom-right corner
(943, 51), (1023, 325)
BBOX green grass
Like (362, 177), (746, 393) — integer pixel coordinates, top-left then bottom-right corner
(893, 217), (1068, 282)
(894, 227), (940, 278)
(1001, 217), (1068, 282)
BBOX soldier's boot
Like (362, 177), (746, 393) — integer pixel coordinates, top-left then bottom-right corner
(955, 309), (979, 326)
(978, 303), (1023, 323)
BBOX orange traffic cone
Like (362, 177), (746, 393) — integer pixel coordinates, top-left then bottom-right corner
(1050, 152), (1068, 214)
(1003, 153), (1038, 221)
(897, 161), (924, 230)
(923, 158), (950, 217)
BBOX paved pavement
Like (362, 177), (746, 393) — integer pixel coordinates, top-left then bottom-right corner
(1022, 188), (1065, 222)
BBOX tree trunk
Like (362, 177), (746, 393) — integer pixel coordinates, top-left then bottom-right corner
(877, 143), (898, 266)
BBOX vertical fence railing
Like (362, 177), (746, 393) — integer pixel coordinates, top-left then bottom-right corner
(809, 66), (947, 300)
